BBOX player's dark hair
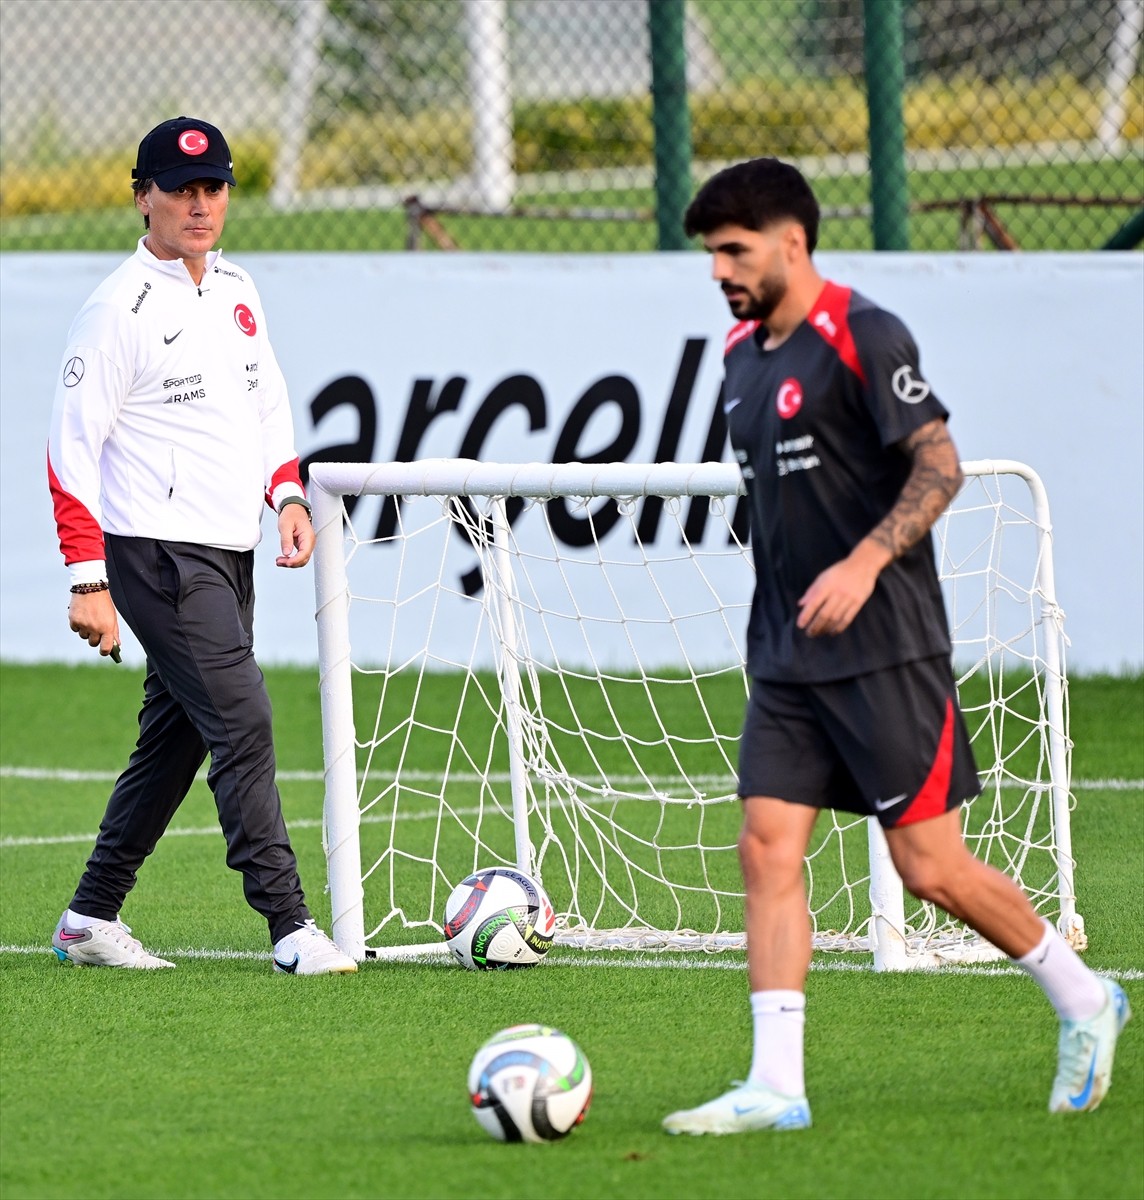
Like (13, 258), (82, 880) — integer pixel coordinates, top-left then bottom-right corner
(683, 157), (820, 253)
(133, 177), (153, 230)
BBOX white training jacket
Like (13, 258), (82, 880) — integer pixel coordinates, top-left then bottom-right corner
(48, 238), (306, 584)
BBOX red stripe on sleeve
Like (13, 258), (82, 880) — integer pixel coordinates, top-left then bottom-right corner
(266, 456), (305, 509)
(806, 282), (866, 384)
(895, 697), (955, 827)
(47, 450), (104, 565)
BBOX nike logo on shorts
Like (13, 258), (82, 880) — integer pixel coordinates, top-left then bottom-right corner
(873, 793), (908, 812)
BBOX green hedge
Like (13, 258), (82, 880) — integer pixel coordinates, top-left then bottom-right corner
(2, 72), (1138, 216)
(0, 137), (277, 218)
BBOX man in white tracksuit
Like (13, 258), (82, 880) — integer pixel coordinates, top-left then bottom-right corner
(47, 116), (356, 975)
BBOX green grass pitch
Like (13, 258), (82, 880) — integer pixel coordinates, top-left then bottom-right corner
(1, 663), (1141, 1200)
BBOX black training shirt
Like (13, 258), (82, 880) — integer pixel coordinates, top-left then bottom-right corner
(724, 280), (953, 682)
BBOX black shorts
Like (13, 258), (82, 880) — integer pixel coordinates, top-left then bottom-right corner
(737, 656), (981, 828)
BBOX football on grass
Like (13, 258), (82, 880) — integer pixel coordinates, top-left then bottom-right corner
(442, 867), (555, 970)
(468, 1024), (593, 1142)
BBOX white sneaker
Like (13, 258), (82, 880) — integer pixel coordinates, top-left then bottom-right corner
(663, 1081), (811, 1135)
(1049, 976), (1131, 1113)
(272, 920), (358, 975)
(52, 914), (175, 969)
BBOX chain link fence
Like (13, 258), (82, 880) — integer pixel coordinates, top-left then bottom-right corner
(1, 0), (1141, 253)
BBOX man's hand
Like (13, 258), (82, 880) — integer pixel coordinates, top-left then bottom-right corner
(276, 503), (315, 568)
(796, 540), (889, 637)
(68, 588), (122, 659)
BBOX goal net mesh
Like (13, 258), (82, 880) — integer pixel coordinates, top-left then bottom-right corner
(311, 460), (1077, 963)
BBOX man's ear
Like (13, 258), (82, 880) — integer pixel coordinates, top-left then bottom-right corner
(782, 220), (806, 260)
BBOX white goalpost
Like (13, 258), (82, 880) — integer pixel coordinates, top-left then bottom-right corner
(309, 459), (1082, 971)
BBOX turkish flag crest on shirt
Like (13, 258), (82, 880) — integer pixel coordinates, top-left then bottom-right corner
(776, 378), (803, 419)
(234, 305), (257, 336)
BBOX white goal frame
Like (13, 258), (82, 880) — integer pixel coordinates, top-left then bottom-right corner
(309, 458), (1080, 971)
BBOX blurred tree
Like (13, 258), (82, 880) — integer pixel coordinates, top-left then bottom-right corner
(269, 0), (468, 127)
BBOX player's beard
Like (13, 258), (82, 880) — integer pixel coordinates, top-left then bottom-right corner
(722, 268), (787, 322)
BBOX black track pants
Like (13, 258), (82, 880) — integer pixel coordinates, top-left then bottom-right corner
(70, 536), (310, 943)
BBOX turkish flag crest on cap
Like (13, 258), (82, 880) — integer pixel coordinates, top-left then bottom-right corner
(178, 129), (209, 156)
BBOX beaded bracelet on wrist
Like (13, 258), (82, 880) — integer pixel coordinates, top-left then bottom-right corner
(70, 580), (110, 595)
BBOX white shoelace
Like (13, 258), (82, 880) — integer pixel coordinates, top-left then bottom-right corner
(104, 919), (145, 952)
(296, 920), (336, 945)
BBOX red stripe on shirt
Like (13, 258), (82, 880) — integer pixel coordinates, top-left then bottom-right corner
(47, 450), (104, 565)
(895, 697), (955, 827)
(724, 320), (761, 357)
(266, 456), (305, 509)
(806, 281), (866, 384)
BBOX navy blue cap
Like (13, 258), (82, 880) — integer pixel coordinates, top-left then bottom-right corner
(132, 117), (236, 191)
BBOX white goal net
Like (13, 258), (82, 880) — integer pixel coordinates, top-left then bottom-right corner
(309, 459), (1081, 970)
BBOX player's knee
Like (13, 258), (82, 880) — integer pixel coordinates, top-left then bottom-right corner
(212, 693), (274, 767)
(738, 826), (803, 887)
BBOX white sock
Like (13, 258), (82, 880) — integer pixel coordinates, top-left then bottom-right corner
(1015, 920), (1106, 1021)
(65, 908), (114, 929)
(747, 989), (806, 1096)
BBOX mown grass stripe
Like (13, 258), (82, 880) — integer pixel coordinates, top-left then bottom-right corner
(4, 770), (1141, 850)
(0, 808), (461, 848)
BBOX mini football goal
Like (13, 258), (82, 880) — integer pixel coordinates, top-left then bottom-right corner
(309, 459), (1081, 970)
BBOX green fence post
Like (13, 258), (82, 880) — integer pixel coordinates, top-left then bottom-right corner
(648, 0), (693, 250)
(863, 0), (910, 250)
(1103, 208), (1144, 250)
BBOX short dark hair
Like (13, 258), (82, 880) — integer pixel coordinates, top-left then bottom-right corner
(683, 157), (820, 253)
(133, 176), (153, 229)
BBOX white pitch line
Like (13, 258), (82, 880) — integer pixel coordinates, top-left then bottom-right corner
(3, 765), (1141, 790)
(2, 941), (1141, 980)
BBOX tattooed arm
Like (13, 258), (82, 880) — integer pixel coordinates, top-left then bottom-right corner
(867, 418), (963, 560)
(796, 418), (963, 637)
